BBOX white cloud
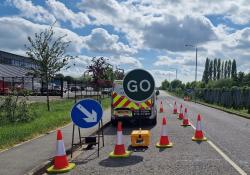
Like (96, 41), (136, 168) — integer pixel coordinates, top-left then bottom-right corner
(46, 0), (90, 28)
(7, 0), (55, 24)
(109, 56), (142, 68)
(0, 17), (135, 56)
(83, 28), (136, 55)
(143, 15), (217, 52)
(0, 17), (83, 53)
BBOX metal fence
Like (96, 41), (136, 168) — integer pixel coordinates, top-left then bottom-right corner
(0, 76), (113, 99)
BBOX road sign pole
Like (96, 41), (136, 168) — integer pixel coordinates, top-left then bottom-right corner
(70, 98), (104, 158)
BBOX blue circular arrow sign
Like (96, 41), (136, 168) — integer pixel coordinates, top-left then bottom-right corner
(71, 99), (103, 128)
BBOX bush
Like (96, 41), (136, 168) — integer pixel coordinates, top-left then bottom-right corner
(0, 94), (33, 125)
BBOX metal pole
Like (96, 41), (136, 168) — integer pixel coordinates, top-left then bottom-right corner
(195, 47), (198, 103)
(176, 69), (177, 79)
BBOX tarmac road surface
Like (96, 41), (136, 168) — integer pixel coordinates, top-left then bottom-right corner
(60, 91), (249, 175)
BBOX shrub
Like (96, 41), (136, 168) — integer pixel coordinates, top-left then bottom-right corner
(0, 94), (33, 125)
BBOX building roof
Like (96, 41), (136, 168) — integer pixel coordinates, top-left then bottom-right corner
(0, 50), (32, 61)
(0, 63), (30, 77)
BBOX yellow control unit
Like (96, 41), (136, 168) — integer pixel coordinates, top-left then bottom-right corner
(131, 129), (150, 147)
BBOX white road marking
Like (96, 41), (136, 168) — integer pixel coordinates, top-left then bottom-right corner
(189, 123), (247, 175)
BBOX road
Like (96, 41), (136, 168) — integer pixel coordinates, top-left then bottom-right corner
(62, 91), (250, 175)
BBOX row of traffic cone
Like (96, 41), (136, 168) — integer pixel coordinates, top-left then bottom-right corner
(173, 101), (207, 141)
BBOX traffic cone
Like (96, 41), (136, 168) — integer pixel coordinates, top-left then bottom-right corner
(109, 122), (132, 158)
(178, 104), (184, 120)
(156, 117), (173, 148)
(173, 101), (177, 114)
(47, 130), (75, 173)
(181, 108), (191, 127)
(159, 101), (163, 113)
(192, 114), (207, 141)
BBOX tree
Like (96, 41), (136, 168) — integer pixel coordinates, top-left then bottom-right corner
(227, 60), (232, 78)
(114, 69), (125, 80)
(221, 61), (224, 79)
(231, 59), (237, 80)
(213, 58), (217, 80)
(224, 61), (228, 78)
(26, 25), (73, 111)
(202, 58), (209, 84)
(208, 59), (213, 80)
(161, 80), (170, 90)
(87, 57), (113, 88)
(217, 59), (221, 80)
(237, 72), (245, 86)
(170, 79), (182, 89)
(243, 73), (250, 86)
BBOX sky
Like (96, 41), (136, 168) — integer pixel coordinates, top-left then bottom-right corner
(1, 0), (250, 86)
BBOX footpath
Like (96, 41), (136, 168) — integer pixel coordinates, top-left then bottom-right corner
(0, 108), (111, 175)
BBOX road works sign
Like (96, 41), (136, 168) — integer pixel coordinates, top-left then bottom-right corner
(71, 99), (103, 128)
(123, 69), (155, 102)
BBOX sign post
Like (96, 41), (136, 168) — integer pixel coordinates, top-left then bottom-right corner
(123, 69), (155, 127)
(70, 99), (104, 157)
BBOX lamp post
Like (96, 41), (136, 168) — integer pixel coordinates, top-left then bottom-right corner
(185, 44), (198, 103)
(169, 68), (178, 80)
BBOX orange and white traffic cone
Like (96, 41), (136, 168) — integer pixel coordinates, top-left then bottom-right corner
(47, 130), (75, 174)
(109, 122), (132, 158)
(181, 108), (191, 127)
(173, 101), (177, 114)
(192, 114), (207, 141)
(159, 101), (164, 113)
(178, 104), (184, 120)
(156, 117), (173, 148)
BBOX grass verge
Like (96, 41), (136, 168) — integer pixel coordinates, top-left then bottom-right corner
(195, 100), (250, 119)
(166, 90), (250, 119)
(0, 97), (110, 150)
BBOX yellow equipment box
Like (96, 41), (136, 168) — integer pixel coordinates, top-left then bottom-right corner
(131, 129), (150, 147)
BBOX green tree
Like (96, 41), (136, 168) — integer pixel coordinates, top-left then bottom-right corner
(217, 59), (221, 80)
(227, 60), (232, 78)
(213, 58), (217, 80)
(237, 72), (245, 86)
(26, 25), (73, 111)
(224, 61), (228, 79)
(202, 58), (209, 83)
(243, 73), (250, 86)
(231, 59), (237, 80)
(208, 59), (213, 80)
(64, 76), (74, 83)
(161, 80), (170, 90)
(221, 61), (224, 79)
(170, 79), (182, 89)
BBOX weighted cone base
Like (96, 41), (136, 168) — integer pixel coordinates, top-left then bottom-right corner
(109, 150), (132, 158)
(181, 124), (191, 127)
(47, 163), (75, 174)
(192, 136), (207, 141)
(156, 142), (173, 148)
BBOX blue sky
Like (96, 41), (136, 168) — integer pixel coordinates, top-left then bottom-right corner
(1, 0), (250, 86)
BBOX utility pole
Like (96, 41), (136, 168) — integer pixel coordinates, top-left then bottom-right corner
(185, 44), (198, 103)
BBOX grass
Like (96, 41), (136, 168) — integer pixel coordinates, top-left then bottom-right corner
(166, 90), (250, 119)
(0, 97), (110, 150)
(195, 100), (250, 119)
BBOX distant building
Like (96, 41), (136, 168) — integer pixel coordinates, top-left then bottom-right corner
(0, 50), (39, 93)
(0, 50), (37, 77)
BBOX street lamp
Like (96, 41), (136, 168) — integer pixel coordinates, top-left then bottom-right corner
(169, 68), (178, 80)
(185, 44), (198, 103)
